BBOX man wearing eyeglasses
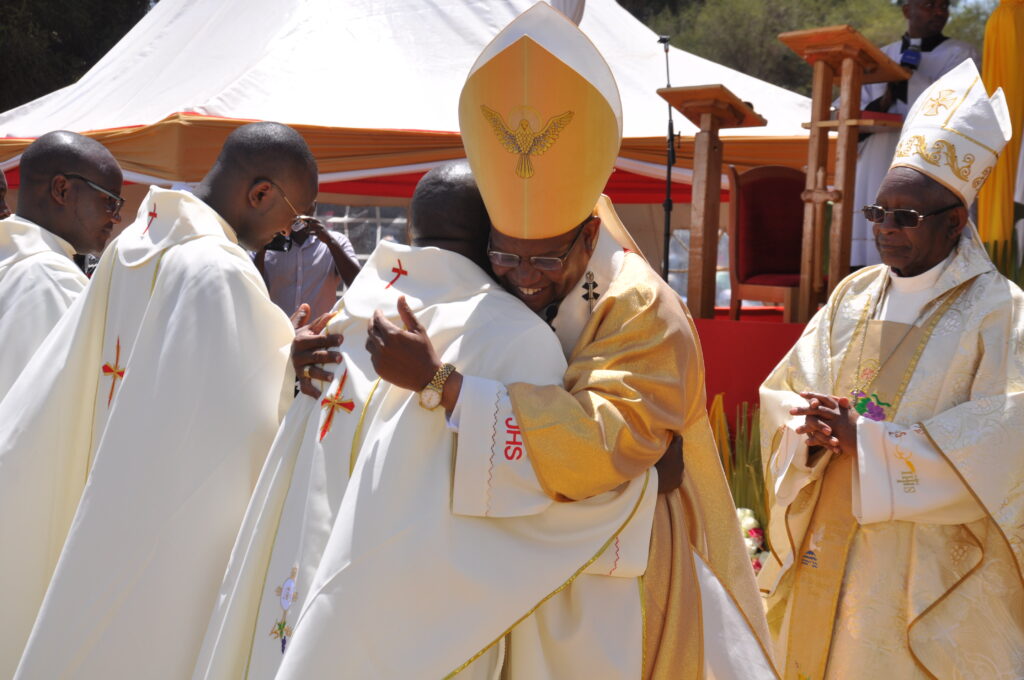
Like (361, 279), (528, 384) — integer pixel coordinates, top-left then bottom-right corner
(0, 130), (123, 400)
(760, 61), (1024, 678)
(0, 122), (315, 679)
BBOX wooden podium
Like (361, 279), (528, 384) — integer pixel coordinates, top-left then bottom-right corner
(778, 25), (909, 322)
(658, 84), (766, 319)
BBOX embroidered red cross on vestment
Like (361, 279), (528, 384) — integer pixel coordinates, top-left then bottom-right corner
(101, 337), (126, 407)
(385, 259), (408, 289)
(319, 369), (355, 441)
(143, 204), (157, 235)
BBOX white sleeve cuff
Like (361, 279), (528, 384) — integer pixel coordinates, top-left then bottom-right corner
(853, 417), (893, 525)
(773, 416), (832, 506)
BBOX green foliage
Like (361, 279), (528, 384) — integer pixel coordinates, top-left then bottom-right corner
(0, 0), (156, 114)
(639, 0), (992, 96)
(731, 401), (767, 531)
(985, 236), (1024, 286)
(946, 0), (999, 49)
(709, 396), (768, 535)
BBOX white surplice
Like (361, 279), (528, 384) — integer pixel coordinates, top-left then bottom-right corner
(0, 187), (294, 679)
(851, 38), (978, 266)
(0, 214), (86, 399)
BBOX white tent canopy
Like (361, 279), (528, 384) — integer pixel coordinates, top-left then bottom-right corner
(0, 0), (809, 142)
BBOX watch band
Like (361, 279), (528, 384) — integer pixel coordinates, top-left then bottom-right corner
(425, 363), (456, 394)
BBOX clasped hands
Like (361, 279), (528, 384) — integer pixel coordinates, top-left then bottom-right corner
(790, 391), (859, 461)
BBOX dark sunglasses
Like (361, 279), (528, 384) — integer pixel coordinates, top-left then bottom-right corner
(487, 215), (594, 272)
(64, 173), (125, 218)
(862, 203), (961, 229)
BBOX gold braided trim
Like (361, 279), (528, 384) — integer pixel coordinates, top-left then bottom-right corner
(971, 166), (993, 191)
(446, 470), (652, 678)
(919, 425), (1024, 590)
(895, 135), (975, 181)
(348, 378), (383, 475)
(638, 575), (647, 677)
(904, 518), (984, 680)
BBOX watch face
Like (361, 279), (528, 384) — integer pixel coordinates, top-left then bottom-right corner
(419, 387), (442, 410)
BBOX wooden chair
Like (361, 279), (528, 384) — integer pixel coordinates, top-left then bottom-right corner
(726, 164), (808, 322)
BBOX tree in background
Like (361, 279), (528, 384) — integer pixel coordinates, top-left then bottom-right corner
(644, 0), (995, 95)
(0, 0), (156, 114)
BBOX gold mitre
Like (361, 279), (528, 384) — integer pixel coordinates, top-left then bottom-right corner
(891, 58), (1012, 206)
(459, 2), (622, 240)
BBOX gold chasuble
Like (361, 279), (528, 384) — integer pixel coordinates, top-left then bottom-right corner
(0, 188), (294, 679)
(506, 206), (776, 680)
(760, 226), (1024, 678)
(447, 4), (775, 677)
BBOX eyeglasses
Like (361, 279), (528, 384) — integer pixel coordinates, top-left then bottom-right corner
(64, 173), (124, 218)
(267, 179), (318, 230)
(487, 215), (594, 272)
(861, 203), (961, 229)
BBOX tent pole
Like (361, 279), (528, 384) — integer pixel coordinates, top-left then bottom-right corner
(659, 35), (674, 284)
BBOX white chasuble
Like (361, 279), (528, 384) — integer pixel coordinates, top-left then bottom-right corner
(0, 214), (86, 399)
(272, 237), (662, 679)
(0, 187), (294, 680)
(760, 224), (1024, 678)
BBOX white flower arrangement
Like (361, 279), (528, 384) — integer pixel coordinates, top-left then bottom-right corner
(736, 507), (770, 575)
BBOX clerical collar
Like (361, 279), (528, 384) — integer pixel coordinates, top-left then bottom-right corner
(888, 251), (954, 293)
(901, 32), (948, 53)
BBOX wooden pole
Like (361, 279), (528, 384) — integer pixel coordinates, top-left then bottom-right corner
(796, 60), (834, 322)
(687, 112), (723, 318)
(829, 56), (863, 292)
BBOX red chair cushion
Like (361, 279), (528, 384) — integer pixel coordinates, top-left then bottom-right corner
(743, 273), (801, 287)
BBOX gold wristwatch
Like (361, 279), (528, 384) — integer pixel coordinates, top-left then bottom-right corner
(419, 363), (456, 410)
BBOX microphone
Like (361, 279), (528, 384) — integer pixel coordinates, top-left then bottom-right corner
(901, 37), (922, 71)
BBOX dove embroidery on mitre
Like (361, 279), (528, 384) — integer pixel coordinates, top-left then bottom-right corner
(481, 105), (574, 179)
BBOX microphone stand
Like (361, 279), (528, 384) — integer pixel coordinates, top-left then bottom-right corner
(659, 35), (674, 283)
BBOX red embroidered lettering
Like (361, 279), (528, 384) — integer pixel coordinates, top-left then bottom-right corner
(504, 417), (523, 459)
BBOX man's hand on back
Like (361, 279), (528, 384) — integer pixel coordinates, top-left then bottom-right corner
(655, 433), (684, 494)
(290, 303), (344, 398)
(366, 296), (441, 392)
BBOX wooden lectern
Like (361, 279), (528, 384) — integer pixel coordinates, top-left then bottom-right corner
(779, 25), (909, 322)
(657, 84), (766, 319)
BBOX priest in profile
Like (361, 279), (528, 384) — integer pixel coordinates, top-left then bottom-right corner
(0, 122), (309, 679)
(760, 60), (1023, 679)
(192, 160), (576, 680)
(0, 131), (123, 398)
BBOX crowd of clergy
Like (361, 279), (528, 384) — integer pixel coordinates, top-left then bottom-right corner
(0, 3), (1019, 679)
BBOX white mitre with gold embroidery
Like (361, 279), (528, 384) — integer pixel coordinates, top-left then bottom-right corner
(892, 58), (1012, 206)
(458, 1), (621, 240)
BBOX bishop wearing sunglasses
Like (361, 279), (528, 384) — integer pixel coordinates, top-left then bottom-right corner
(760, 60), (1024, 678)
